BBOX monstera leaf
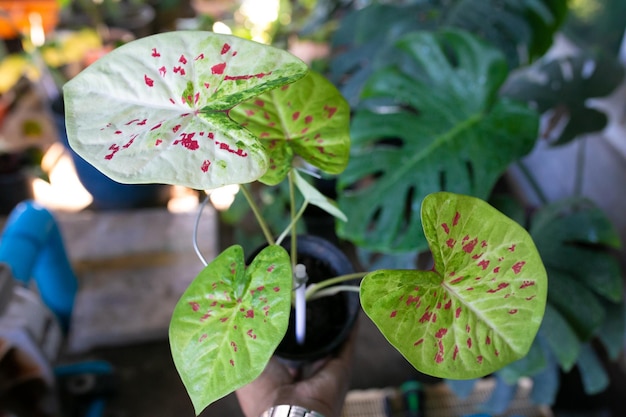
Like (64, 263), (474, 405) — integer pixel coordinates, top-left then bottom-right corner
(502, 52), (625, 145)
(337, 29), (539, 253)
(230, 71), (351, 185)
(63, 31), (308, 189)
(360, 192), (547, 379)
(169, 245), (292, 414)
(329, 0), (567, 104)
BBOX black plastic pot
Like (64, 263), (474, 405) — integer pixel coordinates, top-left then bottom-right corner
(250, 235), (360, 364)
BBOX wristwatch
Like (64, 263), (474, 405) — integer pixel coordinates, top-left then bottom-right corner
(259, 405), (325, 417)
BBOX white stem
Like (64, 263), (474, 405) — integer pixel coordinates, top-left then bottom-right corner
(294, 264), (307, 345)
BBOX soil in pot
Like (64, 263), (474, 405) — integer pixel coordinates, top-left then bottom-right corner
(250, 235), (360, 364)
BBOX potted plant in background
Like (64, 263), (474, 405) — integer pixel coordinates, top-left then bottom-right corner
(62, 29), (548, 415)
(324, 0), (625, 414)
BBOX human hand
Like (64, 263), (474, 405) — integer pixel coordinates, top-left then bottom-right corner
(235, 329), (357, 417)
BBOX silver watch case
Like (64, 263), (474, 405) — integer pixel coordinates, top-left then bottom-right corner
(260, 405), (325, 417)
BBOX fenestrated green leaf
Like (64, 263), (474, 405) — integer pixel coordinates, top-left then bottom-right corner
(531, 198), (623, 304)
(539, 304), (581, 371)
(63, 31), (308, 189)
(360, 192), (547, 379)
(337, 29), (539, 253)
(577, 343), (609, 395)
(169, 245), (292, 415)
(230, 71), (350, 185)
(502, 52), (625, 145)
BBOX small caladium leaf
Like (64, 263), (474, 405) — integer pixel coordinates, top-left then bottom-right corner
(230, 71), (350, 185)
(360, 192), (547, 379)
(169, 245), (292, 414)
(63, 31), (308, 189)
(293, 169), (347, 222)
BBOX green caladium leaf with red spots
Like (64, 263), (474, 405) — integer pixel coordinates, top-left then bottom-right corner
(229, 71), (351, 185)
(63, 31), (308, 189)
(169, 245), (292, 414)
(360, 192), (547, 379)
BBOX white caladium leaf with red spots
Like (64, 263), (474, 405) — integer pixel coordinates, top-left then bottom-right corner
(169, 245), (292, 414)
(229, 71), (350, 185)
(63, 31), (308, 189)
(360, 192), (547, 379)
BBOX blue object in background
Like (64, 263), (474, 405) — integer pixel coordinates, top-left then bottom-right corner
(0, 200), (77, 331)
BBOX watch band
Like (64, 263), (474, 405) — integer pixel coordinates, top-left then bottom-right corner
(259, 405), (325, 417)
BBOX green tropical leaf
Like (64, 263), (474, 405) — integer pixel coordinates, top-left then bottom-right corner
(337, 29), (538, 253)
(502, 52), (625, 145)
(577, 343), (610, 395)
(539, 305), (581, 371)
(169, 245), (292, 414)
(531, 198), (623, 304)
(360, 192), (547, 379)
(230, 71), (350, 185)
(63, 31), (308, 189)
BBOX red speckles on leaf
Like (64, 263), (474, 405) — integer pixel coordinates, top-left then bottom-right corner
(405, 295), (420, 306)
(150, 122), (163, 131)
(414, 338), (424, 347)
(159, 66), (166, 77)
(245, 109), (255, 116)
(144, 75), (154, 87)
(466, 324), (471, 333)
(493, 267), (500, 273)
(508, 244), (516, 252)
(441, 223), (450, 234)
(155, 139), (163, 146)
(520, 280), (536, 289)
(230, 359), (235, 367)
(173, 132), (199, 150)
(323, 104), (337, 118)
(477, 355), (484, 364)
(201, 160), (211, 172)
(220, 317), (228, 323)
(224, 72), (272, 81)
(151, 48), (160, 57)
(266, 265), (275, 273)
(512, 261), (526, 274)
(487, 282), (510, 293)
(508, 309), (519, 314)
(463, 237), (478, 253)
(305, 115), (313, 124)
(212, 62), (227, 75)
(435, 328), (448, 338)
(221, 43), (231, 55)
(453, 211), (461, 226)
(189, 301), (200, 311)
(179, 54), (187, 64)
(455, 307), (462, 318)
(444, 299), (452, 310)
(450, 275), (464, 284)
(195, 53), (205, 61)
(230, 341), (238, 352)
(292, 111), (300, 121)
(477, 259), (490, 270)
(446, 238), (456, 248)
(105, 144), (120, 160)
(419, 311), (433, 323)
(467, 338), (473, 349)
(486, 335), (492, 345)
(273, 287), (280, 292)
(172, 124), (181, 133)
(247, 329), (257, 339)
(453, 345), (459, 360)
(199, 334), (208, 342)
(390, 310), (397, 318)
(173, 66), (186, 75)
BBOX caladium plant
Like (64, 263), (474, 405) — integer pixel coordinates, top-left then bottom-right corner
(63, 30), (547, 415)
